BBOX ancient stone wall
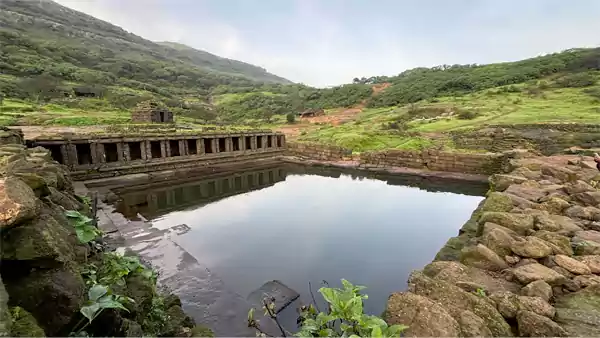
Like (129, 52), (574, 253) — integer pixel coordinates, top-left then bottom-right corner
(28, 131), (286, 180)
(0, 129), (211, 337)
(286, 142), (351, 161)
(384, 154), (600, 337)
(359, 149), (505, 175)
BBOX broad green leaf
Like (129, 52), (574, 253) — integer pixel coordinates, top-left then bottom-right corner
(371, 325), (383, 338)
(97, 296), (129, 312)
(299, 318), (318, 332)
(318, 328), (334, 337)
(247, 308), (255, 322)
(80, 303), (101, 323)
(362, 315), (387, 329)
(75, 227), (98, 243)
(318, 287), (336, 305)
(65, 210), (82, 218)
(341, 279), (353, 290)
(315, 312), (336, 326)
(88, 284), (108, 301)
(141, 269), (153, 279)
(386, 324), (409, 337)
(347, 297), (363, 319)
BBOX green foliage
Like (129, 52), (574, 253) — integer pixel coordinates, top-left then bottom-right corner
(368, 48), (600, 107)
(65, 210), (102, 243)
(248, 279), (407, 337)
(554, 72), (597, 88)
(82, 252), (156, 287)
(80, 284), (131, 323)
(474, 288), (486, 297)
(141, 297), (169, 335)
(457, 110), (479, 120)
(286, 112), (296, 124)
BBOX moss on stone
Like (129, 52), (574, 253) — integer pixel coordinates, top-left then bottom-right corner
(9, 307), (45, 337)
(191, 325), (215, 337)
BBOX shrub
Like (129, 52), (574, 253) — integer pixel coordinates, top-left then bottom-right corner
(457, 110), (479, 120)
(555, 72), (597, 88)
(286, 112), (296, 124)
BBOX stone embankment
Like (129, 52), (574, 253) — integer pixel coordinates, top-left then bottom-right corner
(383, 154), (600, 337)
(0, 128), (210, 337)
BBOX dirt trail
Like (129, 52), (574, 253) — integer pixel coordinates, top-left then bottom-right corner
(276, 83), (391, 137)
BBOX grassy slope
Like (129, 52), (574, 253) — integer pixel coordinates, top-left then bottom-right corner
(294, 73), (600, 152)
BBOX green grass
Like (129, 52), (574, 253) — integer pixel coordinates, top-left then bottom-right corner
(212, 92), (282, 105)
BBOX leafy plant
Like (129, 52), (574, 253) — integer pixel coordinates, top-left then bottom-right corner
(82, 252), (156, 287)
(70, 284), (132, 336)
(474, 288), (486, 297)
(65, 210), (102, 243)
(247, 279), (407, 337)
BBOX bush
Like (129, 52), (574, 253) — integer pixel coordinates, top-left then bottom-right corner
(457, 110), (479, 120)
(286, 112), (296, 124)
(555, 72), (597, 88)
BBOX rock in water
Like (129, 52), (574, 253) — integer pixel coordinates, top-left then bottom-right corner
(247, 280), (299, 314)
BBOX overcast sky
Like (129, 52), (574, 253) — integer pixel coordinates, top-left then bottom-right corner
(55, 0), (600, 87)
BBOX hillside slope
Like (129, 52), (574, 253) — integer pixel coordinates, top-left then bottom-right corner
(0, 0), (290, 102)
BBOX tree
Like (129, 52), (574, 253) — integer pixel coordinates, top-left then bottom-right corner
(286, 112), (295, 124)
(19, 74), (63, 103)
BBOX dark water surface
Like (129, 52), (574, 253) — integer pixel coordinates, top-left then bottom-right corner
(114, 164), (485, 324)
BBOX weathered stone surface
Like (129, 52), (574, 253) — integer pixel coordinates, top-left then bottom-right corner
(552, 266), (575, 279)
(247, 280), (300, 314)
(554, 254), (592, 275)
(481, 192), (514, 212)
(517, 310), (568, 337)
(0, 276), (10, 337)
(4, 267), (85, 336)
(573, 275), (600, 288)
(547, 214), (584, 235)
(489, 174), (527, 192)
(517, 296), (556, 318)
(510, 236), (553, 258)
(8, 307), (45, 337)
(538, 197), (571, 214)
(505, 192), (537, 210)
(573, 191), (600, 207)
(565, 205), (600, 221)
(533, 231), (574, 256)
(478, 212), (534, 235)
(505, 255), (520, 265)
(434, 234), (473, 262)
(575, 230), (600, 244)
(521, 280), (553, 302)
(407, 271), (512, 336)
(512, 166), (541, 180)
(554, 284), (600, 337)
(512, 263), (567, 285)
(575, 255), (600, 273)
(481, 228), (515, 257)
(423, 261), (520, 294)
(573, 238), (600, 255)
(489, 291), (519, 319)
(460, 244), (509, 272)
(564, 180), (596, 194)
(457, 310), (492, 337)
(47, 187), (83, 212)
(384, 292), (460, 337)
(541, 164), (579, 183)
(0, 177), (39, 229)
(481, 222), (519, 238)
(505, 184), (546, 202)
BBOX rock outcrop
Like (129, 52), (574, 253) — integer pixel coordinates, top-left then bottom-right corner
(385, 154), (600, 336)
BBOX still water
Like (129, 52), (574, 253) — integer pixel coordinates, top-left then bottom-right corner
(115, 164), (485, 321)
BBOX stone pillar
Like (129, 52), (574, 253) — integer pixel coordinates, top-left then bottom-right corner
(225, 137), (233, 152)
(117, 142), (125, 162)
(60, 144), (70, 165)
(251, 136), (257, 150)
(179, 140), (185, 156)
(199, 182), (209, 197)
(147, 192), (158, 212)
(162, 140), (168, 158)
(280, 135), (286, 148)
(141, 141), (149, 161)
(97, 143), (106, 163)
(197, 139), (205, 155)
(67, 144), (78, 166)
(90, 143), (99, 164)
(123, 143), (131, 161)
(166, 189), (176, 206)
(240, 174), (249, 190)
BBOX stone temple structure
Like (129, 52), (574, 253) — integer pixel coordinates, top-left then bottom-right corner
(131, 101), (174, 123)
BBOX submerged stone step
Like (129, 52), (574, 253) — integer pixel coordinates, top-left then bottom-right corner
(247, 280), (300, 314)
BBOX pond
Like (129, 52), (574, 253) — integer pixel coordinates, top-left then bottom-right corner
(113, 164), (486, 331)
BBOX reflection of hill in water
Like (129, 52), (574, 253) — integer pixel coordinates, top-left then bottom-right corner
(114, 163), (487, 220)
(285, 164), (488, 197)
(114, 166), (288, 220)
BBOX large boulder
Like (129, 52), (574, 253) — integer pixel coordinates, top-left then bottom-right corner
(423, 261), (520, 294)
(481, 227), (515, 257)
(538, 196), (571, 215)
(457, 310), (492, 337)
(533, 231), (574, 256)
(510, 236), (553, 259)
(554, 254), (592, 275)
(384, 292), (460, 337)
(489, 292), (555, 319)
(516, 310), (567, 337)
(573, 238), (600, 256)
(575, 230), (600, 244)
(460, 244), (509, 272)
(520, 280), (553, 302)
(554, 284), (600, 336)
(0, 177), (39, 229)
(575, 255), (600, 273)
(511, 263), (567, 285)
(565, 205), (600, 222)
(573, 191), (600, 207)
(489, 174), (527, 192)
(407, 271), (512, 336)
(434, 234), (473, 262)
(541, 164), (579, 183)
(564, 180), (596, 194)
(478, 212), (534, 235)
(505, 184), (546, 202)
(4, 267), (85, 336)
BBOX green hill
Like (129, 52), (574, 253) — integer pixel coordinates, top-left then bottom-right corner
(0, 0), (290, 115)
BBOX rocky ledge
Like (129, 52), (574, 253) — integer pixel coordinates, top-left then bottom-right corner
(0, 128), (211, 337)
(384, 154), (600, 337)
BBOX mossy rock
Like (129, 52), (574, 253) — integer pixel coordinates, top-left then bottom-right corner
(9, 307), (45, 337)
(13, 173), (51, 197)
(159, 305), (195, 337)
(47, 187), (83, 211)
(435, 234), (474, 262)
(0, 276), (11, 337)
(4, 266), (85, 336)
(191, 325), (214, 337)
(0, 176), (39, 229)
